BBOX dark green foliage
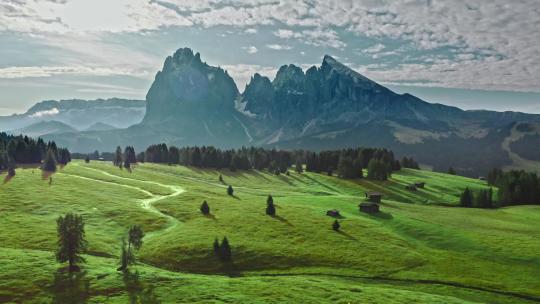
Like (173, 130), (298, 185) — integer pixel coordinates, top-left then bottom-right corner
(42, 148), (57, 172)
(219, 174), (224, 183)
(0, 133), (69, 168)
(218, 237), (232, 262)
(84, 155), (90, 163)
(337, 153), (362, 179)
(56, 213), (87, 271)
(401, 157), (420, 169)
(124, 146), (137, 164)
(295, 159), (303, 173)
(124, 158), (131, 169)
(128, 225), (144, 251)
(488, 169), (540, 206)
(475, 188), (494, 208)
(227, 185), (234, 196)
(213, 238), (220, 254)
(266, 195), (276, 216)
(448, 167), (456, 175)
(200, 201), (210, 215)
(114, 146), (123, 166)
(119, 225), (144, 271)
(460, 188), (474, 208)
(367, 159), (390, 180)
(332, 220), (340, 231)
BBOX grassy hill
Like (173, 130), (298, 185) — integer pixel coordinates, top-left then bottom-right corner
(0, 161), (539, 303)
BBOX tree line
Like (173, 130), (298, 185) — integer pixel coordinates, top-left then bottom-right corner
(487, 168), (540, 206)
(0, 132), (71, 171)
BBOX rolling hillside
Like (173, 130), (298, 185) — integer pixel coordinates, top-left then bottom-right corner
(0, 161), (539, 303)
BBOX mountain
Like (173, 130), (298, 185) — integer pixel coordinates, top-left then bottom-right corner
(0, 98), (146, 132)
(10, 120), (77, 137)
(43, 48), (540, 175)
(85, 122), (117, 132)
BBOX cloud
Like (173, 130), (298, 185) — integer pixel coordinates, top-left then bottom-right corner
(0, 66), (148, 79)
(266, 44), (292, 50)
(29, 107), (59, 118)
(274, 28), (346, 49)
(222, 64), (277, 90)
(362, 43), (385, 54)
(243, 46), (258, 54)
(244, 28), (257, 34)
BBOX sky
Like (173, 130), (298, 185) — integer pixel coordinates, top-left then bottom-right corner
(0, 0), (539, 115)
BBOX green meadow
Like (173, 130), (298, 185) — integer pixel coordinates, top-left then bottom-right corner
(0, 160), (539, 303)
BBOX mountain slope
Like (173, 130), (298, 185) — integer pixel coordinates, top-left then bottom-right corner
(43, 48), (540, 175)
(10, 120), (77, 137)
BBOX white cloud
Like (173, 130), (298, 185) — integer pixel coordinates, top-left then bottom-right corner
(222, 64), (277, 90)
(243, 46), (258, 54)
(244, 28), (257, 34)
(273, 28), (346, 49)
(362, 43), (385, 54)
(29, 107), (59, 118)
(0, 66), (148, 79)
(266, 44), (292, 50)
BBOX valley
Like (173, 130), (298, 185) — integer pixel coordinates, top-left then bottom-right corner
(1, 161), (539, 303)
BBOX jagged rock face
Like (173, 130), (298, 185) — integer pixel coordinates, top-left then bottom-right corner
(144, 48), (239, 124)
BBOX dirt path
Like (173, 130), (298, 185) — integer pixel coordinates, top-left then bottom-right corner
(62, 164), (185, 240)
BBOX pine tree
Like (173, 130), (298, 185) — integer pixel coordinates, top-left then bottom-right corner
(295, 159), (303, 174)
(448, 167), (456, 175)
(42, 148), (57, 172)
(219, 174), (224, 183)
(460, 188), (473, 208)
(219, 237), (232, 261)
(213, 238), (220, 254)
(266, 195), (276, 216)
(114, 146), (123, 166)
(227, 185), (234, 196)
(128, 225), (144, 251)
(85, 155), (90, 163)
(200, 200), (210, 215)
(56, 213), (87, 272)
(118, 238), (130, 271)
(332, 220), (340, 231)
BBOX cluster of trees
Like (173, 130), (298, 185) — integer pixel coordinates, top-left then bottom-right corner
(487, 168), (540, 206)
(307, 148), (405, 180)
(401, 157), (420, 169)
(213, 237), (232, 262)
(459, 188), (495, 208)
(142, 144), (417, 180)
(55, 213), (145, 273)
(111, 146), (138, 169)
(0, 133), (70, 172)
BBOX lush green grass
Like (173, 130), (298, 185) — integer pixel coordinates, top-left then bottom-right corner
(0, 160), (538, 303)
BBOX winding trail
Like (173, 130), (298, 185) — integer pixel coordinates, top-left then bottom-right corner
(62, 163), (185, 240)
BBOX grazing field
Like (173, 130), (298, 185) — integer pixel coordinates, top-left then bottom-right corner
(0, 160), (539, 303)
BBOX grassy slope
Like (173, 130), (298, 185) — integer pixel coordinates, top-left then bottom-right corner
(0, 160), (538, 303)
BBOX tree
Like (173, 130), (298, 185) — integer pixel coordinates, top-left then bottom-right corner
(266, 195), (276, 216)
(128, 225), (144, 251)
(218, 237), (232, 262)
(219, 174), (224, 183)
(7, 156), (15, 177)
(124, 158), (131, 169)
(56, 213), (87, 272)
(213, 238), (220, 254)
(42, 148), (57, 172)
(295, 159), (303, 174)
(227, 185), (234, 196)
(85, 155), (90, 163)
(448, 167), (456, 175)
(114, 146), (123, 167)
(118, 238), (130, 271)
(366, 159), (388, 180)
(332, 220), (340, 231)
(460, 188), (473, 208)
(200, 201), (210, 215)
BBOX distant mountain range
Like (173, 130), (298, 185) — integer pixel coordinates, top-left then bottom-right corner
(16, 48), (540, 175)
(0, 98), (146, 133)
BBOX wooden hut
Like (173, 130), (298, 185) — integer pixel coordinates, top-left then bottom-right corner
(365, 191), (382, 203)
(326, 209), (341, 217)
(359, 202), (380, 214)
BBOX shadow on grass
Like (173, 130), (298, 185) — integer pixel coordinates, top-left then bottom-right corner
(205, 213), (217, 221)
(337, 230), (357, 240)
(122, 270), (161, 304)
(3, 174), (13, 184)
(273, 215), (293, 226)
(371, 211), (393, 220)
(49, 269), (90, 304)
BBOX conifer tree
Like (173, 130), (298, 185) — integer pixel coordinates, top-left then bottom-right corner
(213, 238), (220, 254)
(448, 167), (456, 175)
(295, 159), (303, 174)
(460, 188), (473, 208)
(227, 185), (234, 196)
(56, 213), (87, 272)
(219, 237), (232, 262)
(42, 148), (57, 172)
(114, 146), (123, 166)
(200, 200), (210, 215)
(266, 195), (276, 216)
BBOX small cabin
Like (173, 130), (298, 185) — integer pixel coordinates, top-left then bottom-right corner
(365, 191), (382, 203)
(405, 184), (417, 191)
(414, 182), (425, 188)
(359, 202), (380, 214)
(326, 209), (341, 217)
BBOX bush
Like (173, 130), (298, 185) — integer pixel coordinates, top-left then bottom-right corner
(266, 195), (276, 216)
(332, 220), (340, 231)
(227, 185), (234, 196)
